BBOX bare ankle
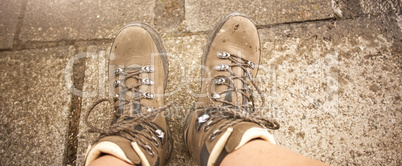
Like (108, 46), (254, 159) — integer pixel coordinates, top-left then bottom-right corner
(221, 140), (327, 166)
(89, 155), (135, 166)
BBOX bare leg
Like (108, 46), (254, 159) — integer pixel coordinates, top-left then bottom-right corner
(89, 141), (326, 166)
(89, 155), (135, 166)
(221, 140), (327, 166)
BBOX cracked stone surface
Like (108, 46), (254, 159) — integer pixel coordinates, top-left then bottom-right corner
(20, 0), (155, 42)
(185, 0), (334, 32)
(0, 0), (22, 49)
(0, 46), (75, 165)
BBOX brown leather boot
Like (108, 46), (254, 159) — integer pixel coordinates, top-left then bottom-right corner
(84, 23), (172, 166)
(184, 13), (280, 166)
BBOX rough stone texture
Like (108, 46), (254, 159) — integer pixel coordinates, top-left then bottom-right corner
(163, 35), (207, 166)
(1, 0), (401, 165)
(19, 0), (155, 42)
(185, 0), (333, 32)
(333, 0), (364, 19)
(0, 46), (75, 165)
(359, 0), (401, 16)
(75, 44), (112, 165)
(359, 0), (402, 30)
(0, 0), (22, 49)
(259, 15), (401, 165)
(336, 0), (402, 25)
(154, 0), (185, 34)
(77, 19), (401, 165)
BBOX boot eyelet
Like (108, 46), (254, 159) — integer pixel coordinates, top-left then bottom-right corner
(152, 136), (159, 147)
(211, 93), (220, 100)
(217, 51), (230, 59)
(203, 121), (212, 132)
(113, 68), (123, 75)
(143, 92), (155, 99)
(113, 80), (121, 87)
(248, 61), (255, 69)
(155, 129), (164, 139)
(213, 78), (226, 85)
(145, 144), (155, 157)
(142, 78), (154, 85)
(215, 64), (229, 71)
(196, 114), (210, 131)
(113, 94), (120, 100)
(204, 125), (210, 132)
(198, 114), (210, 123)
(141, 66), (155, 73)
(209, 129), (221, 141)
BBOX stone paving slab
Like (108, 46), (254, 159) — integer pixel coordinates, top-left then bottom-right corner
(0, 46), (75, 165)
(359, 0), (401, 16)
(185, 0), (334, 32)
(162, 35), (207, 166)
(19, 0), (155, 42)
(0, 0), (400, 165)
(75, 44), (112, 165)
(75, 15), (401, 165)
(258, 16), (401, 165)
(0, 0), (22, 49)
(359, 0), (402, 30)
(154, 0), (185, 33)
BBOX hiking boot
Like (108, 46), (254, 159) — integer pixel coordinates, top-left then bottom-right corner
(184, 13), (280, 166)
(84, 23), (172, 166)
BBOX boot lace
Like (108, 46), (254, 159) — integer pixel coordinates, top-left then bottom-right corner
(85, 65), (171, 156)
(196, 51), (280, 141)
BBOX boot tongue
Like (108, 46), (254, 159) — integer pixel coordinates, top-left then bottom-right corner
(221, 65), (248, 108)
(118, 70), (153, 116)
(133, 91), (144, 114)
(115, 67), (141, 115)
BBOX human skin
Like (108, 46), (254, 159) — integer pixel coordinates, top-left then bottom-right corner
(90, 140), (327, 166)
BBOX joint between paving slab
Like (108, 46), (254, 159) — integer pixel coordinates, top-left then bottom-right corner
(64, 46), (87, 166)
(0, 39), (113, 52)
(4, 10), (394, 53)
(0, 31), (209, 52)
(254, 11), (396, 30)
(163, 31), (209, 37)
(256, 17), (338, 29)
(12, 0), (28, 50)
(0, 48), (12, 52)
